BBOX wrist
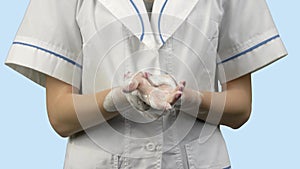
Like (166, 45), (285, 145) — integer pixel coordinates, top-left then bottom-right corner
(197, 91), (204, 108)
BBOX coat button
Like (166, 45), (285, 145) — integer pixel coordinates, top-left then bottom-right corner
(145, 142), (156, 151)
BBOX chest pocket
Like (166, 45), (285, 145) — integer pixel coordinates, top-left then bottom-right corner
(64, 142), (116, 169)
(184, 129), (231, 169)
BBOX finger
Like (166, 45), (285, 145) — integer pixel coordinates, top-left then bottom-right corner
(143, 71), (152, 79)
(173, 82), (185, 93)
(149, 73), (176, 87)
(129, 72), (147, 91)
(168, 90), (182, 104)
(154, 100), (172, 110)
(122, 79), (139, 93)
(123, 71), (132, 79)
(147, 73), (161, 87)
(181, 80), (186, 87)
(178, 81), (186, 90)
(165, 103), (172, 110)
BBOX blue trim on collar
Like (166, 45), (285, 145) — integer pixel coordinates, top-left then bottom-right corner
(223, 166), (231, 169)
(129, 0), (145, 41)
(12, 41), (82, 69)
(158, 0), (168, 44)
(218, 35), (280, 64)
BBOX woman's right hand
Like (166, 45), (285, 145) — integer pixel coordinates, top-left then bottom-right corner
(122, 71), (185, 110)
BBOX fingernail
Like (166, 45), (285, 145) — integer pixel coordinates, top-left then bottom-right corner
(166, 104), (172, 110)
(144, 72), (149, 78)
(124, 71), (131, 78)
(179, 86), (184, 91)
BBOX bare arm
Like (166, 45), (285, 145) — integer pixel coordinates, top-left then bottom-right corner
(46, 72), (251, 137)
(124, 72), (252, 129)
(181, 74), (252, 129)
(46, 73), (182, 137)
(45, 76), (118, 137)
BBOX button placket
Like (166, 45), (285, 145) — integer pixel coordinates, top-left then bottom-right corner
(123, 156), (129, 167)
(155, 144), (162, 151)
(145, 142), (156, 152)
(123, 118), (131, 168)
(112, 155), (119, 169)
(165, 37), (174, 74)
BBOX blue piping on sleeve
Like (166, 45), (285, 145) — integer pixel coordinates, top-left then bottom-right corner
(223, 166), (231, 169)
(158, 0), (168, 44)
(129, 0), (145, 41)
(218, 34), (280, 64)
(12, 41), (82, 69)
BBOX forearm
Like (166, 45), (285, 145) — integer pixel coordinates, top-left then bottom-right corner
(46, 71), (176, 137)
(181, 74), (252, 129)
(199, 89), (252, 129)
(46, 87), (118, 137)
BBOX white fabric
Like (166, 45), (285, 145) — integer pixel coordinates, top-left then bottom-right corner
(5, 0), (287, 168)
(5, 0), (82, 88)
(216, 0), (287, 83)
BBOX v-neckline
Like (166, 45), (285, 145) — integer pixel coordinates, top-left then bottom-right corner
(140, 0), (155, 22)
(143, 0), (154, 13)
(97, 0), (200, 49)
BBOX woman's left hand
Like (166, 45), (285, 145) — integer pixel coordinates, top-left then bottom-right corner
(123, 71), (185, 110)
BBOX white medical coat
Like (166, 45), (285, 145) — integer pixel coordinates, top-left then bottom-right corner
(5, 0), (287, 168)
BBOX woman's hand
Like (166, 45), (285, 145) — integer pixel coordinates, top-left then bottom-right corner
(123, 71), (185, 110)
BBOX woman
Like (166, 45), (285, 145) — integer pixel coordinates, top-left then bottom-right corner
(5, 0), (287, 168)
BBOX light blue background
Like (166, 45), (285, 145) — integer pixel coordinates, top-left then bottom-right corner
(0, 0), (299, 168)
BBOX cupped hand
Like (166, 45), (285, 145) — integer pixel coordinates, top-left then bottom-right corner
(123, 71), (185, 110)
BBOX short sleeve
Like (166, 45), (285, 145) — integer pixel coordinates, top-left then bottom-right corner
(217, 0), (288, 84)
(5, 0), (83, 89)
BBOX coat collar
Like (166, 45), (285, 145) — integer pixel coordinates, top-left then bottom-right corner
(97, 0), (200, 49)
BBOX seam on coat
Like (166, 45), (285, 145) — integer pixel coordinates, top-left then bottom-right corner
(14, 36), (79, 57)
(175, 146), (185, 169)
(218, 34), (280, 64)
(158, 0), (169, 44)
(12, 41), (83, 69)
(219, 28), (278, 59)
(166, 36), (174, 74)
(129, 0), (145, 41)
(122, 25), (130, 86)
